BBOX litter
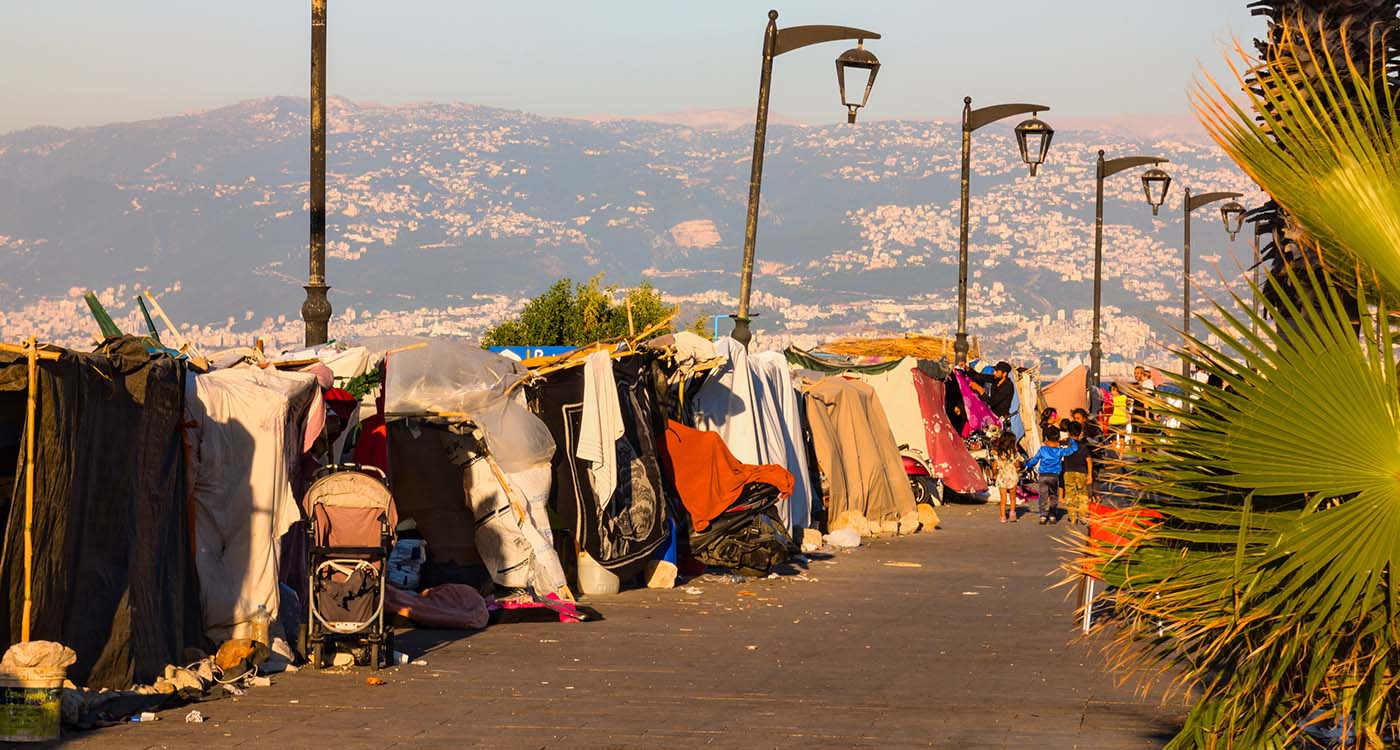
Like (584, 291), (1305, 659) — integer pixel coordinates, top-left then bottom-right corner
(184, 710), (205, 724)
(366, 676), (386, 686)
(823, 529), (861, 548)
(130, 712), (158, 723)
(248, 676), (271, 688)
(883, 562), (923, 568)
(683, 587), (704, 595)
(961, 591), (979, 596)
(411, 660), (428, 666)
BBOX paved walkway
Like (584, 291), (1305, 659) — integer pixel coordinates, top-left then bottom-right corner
(67, 502), (1185, 749)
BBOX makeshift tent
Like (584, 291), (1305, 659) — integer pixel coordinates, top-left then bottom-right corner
(804, 377), (920, 535)
(692, 338), (795, 524)
(910, 370), (987, 494)
(383, 340), (566, 596)
(1042, 365), (1090, 423)
(185, 366), (321, 643)
(0, 337), (202, 689)
(750, 351), (814, 531)
(527, 351), (669, 576)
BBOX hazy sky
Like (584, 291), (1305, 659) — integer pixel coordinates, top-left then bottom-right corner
(2, 1), (1259, 134)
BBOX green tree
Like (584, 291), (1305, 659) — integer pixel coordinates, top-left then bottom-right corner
(482, 274), (677, 347)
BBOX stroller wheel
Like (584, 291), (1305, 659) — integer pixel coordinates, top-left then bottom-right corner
(370, 643), (382, 671)
(310, 641), (324, 670)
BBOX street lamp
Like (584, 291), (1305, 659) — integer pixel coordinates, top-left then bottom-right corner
(836, 41), (880, 123)
(300, 0), (332, 346)
(953, 98), (1054, 365)
(1220, 200), (1246, 240)
(1089, 150), (1170, 397)
(1180, 188), (1243, 375)
(732, 10), (882, 348)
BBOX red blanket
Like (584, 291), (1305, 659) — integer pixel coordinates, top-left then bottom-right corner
(662, 420), (793, 531)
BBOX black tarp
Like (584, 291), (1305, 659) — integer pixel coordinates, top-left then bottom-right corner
(0, 337), (202, 689)
(527, 354), (668, 576)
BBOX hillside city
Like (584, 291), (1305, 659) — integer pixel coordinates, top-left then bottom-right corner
(0, 97), (1259, 373)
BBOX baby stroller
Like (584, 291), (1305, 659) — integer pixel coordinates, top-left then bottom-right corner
(303, 464), (399, 669)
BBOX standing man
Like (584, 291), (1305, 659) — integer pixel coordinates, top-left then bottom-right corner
(1131, 365), (1156, 433)
(967, 361), (1017, 420)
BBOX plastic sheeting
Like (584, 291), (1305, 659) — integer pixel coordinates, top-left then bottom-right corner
(804, 377), (919, 532)
(185, 367), (320, 641)
(384, 339), (554, 474)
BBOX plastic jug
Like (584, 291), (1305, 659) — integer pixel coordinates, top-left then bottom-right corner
(249, 605), (271, 647)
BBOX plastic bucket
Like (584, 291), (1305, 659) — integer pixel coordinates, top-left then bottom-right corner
(575, 551), (619, 596)
(0, 669), (64, 742)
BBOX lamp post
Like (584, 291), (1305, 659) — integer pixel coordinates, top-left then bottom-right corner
(1089, 150), (1170, 397)
(300, 0), (332, 346)
(953, 98), (1054, 365)
(1180, 190), (1244, 374)
(731, 10), (882, 348)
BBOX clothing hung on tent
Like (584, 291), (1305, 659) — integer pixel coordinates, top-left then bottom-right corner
(804, 377), (920, 534)
(910, 370), (987, 494)
(1016, 370), (1044, 455)
(952, 370), (1000, 437)
(185, 366), (321, 642)
(661, 420), (794, 532)
(0, 338), (202, 690)
(750, 351), (814, 531)
(577, 350), (624, 512)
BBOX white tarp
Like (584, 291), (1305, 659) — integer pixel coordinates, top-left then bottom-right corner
(751, 351), (814, 530)
(694, 339), (796, 527)
(184, 367), (320, 640)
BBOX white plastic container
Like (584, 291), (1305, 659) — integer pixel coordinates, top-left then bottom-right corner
(575, 551), (619, 596)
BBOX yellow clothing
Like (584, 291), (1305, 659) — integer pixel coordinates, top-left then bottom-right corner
(1108, 393), (1129, 426)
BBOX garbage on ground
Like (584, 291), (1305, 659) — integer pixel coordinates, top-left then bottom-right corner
(184, 710), (205, 724)
(214, 638), (269, 676)
(800, 528), (823, 553)
(410, 660), (428, 666)
(823, 529), (861, 548)
(393, 651), (410, 666)
(884, 561), (923, 568)
(365, 676), (386, 686)
(129, 712), (158, 723)
(248, 676), (271, 688)
(331, 652), (355, 667)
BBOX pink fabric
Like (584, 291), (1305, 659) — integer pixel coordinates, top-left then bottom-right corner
(385, 583), (489, 630)
(488, 593), (588, 623)
(953, 371), (1000, 437)
(913, 371), (988, 494)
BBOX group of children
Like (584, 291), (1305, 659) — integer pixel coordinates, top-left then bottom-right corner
(990, 414), (1096, 526)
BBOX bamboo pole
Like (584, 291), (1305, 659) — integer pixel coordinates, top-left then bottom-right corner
(21, 336), (37, 642)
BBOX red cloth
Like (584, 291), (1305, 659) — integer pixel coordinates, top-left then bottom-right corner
(385, 583), (489, 630)
(662, 420), (793, 531)
(912, 370), (987, 494)
(353, 413), (388, 471)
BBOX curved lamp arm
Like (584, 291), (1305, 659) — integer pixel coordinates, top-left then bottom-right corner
(966, 102), (1049, 132)
(1187, 190), (1243, 212)
(775, 23), (881, 56)
(1100, 154), (1168, 179)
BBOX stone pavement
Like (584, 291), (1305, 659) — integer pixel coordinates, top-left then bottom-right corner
(65, 502), (1186, 749)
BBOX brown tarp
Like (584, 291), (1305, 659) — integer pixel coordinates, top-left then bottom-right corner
(804, 378), (919, 532)
(1042, 365), (1090, 421)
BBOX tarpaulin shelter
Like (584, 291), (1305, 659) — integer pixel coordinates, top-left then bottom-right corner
(661, 420), (793, 532)
(910, 370), (987, 495)
(381, 339), (567, 596)
(1042, 365), (1090, 423)
(804, 377), (920, 535)
(0, 337), (202, 689)
(527, 347), (669, 578)
(184, 366), (321, 643)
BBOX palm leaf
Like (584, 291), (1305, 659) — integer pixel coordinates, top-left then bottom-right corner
(1195, 20), (1400, 299)
(1074, 267), (1400, 747)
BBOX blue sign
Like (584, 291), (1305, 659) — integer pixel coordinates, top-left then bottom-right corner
(487, 345), (577, 361)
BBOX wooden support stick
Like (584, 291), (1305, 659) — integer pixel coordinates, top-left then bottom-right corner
(22, 336), (37, 642)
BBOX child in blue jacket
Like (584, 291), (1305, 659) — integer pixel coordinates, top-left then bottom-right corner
(1023, 425), (1078, 525)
